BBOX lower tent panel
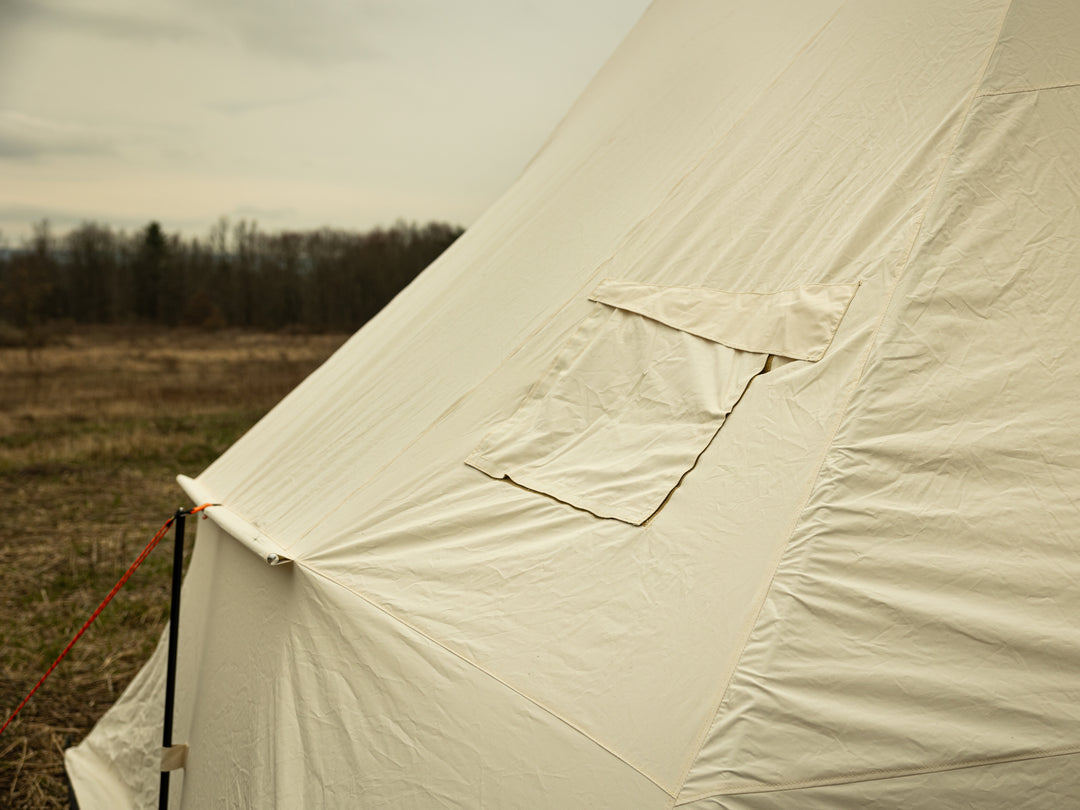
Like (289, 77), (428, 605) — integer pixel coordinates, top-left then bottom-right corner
(65, 634), (177, 810)
(676, 750), (1080, 810)
(66, 520), (671, 809)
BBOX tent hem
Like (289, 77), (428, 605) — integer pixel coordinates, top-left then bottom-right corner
(976, 79), (1080, 98)
(673, 745), (1080, 803)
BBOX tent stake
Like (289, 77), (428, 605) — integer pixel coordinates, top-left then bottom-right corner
(159, 508), (185, 810)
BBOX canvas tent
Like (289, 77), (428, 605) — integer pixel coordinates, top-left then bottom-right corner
(66, 0), (1080, 806)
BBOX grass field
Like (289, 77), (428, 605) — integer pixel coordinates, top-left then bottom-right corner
(0, 326), (348, 808)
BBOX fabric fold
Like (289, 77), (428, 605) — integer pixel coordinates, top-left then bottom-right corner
(468, 280), (854, 524)
(589, 279), (859, 361)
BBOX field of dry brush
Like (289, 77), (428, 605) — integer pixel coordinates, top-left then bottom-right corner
(0, 327), (346, 808)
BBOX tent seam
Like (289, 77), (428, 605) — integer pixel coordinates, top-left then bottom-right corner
(672, 745), (1080, 803)
(291, 558), (678, 798)
(666, 0), (1017, 805)
(976, 79), (1080, 98)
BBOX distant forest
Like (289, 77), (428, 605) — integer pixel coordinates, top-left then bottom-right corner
(0, 218), (464, 342)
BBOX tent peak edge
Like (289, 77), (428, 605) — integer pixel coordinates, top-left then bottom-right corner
(176, 474), (291, 566)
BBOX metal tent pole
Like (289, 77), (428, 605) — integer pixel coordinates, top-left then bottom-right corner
(159, 508), (186, 810)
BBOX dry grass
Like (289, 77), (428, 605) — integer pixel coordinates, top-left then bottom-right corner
(0, 326), (347, 808)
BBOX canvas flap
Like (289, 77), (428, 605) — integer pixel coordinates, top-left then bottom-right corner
(468, 279), (857, 525)
(589, 279), (859, 361)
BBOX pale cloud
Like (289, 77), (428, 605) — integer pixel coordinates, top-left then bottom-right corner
(0, 203), (146, 242)
(0, 111), (115, 161)
(4, 0), (200, 43)
(0, 0), (651, 241)
(229, 204), (297, 222)
(185, 0), (391, 64)
(204, 92), (324, 116)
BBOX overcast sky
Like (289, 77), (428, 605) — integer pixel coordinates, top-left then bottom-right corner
(0, 0), (649, 244)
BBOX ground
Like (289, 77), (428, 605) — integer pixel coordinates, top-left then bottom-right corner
(0, 326), (347, 809)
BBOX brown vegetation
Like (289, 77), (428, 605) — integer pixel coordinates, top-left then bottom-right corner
(0, 326), (347, 808)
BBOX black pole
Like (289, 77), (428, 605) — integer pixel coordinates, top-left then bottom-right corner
(159, 509), (185, 810)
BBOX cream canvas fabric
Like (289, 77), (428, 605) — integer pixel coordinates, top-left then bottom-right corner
(67, 1), (1080, 807)
(467, 281), (856, 525)
(587, 281), (858, 361)
(466, 304), (770, 525)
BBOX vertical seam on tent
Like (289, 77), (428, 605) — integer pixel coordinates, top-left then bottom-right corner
(292, 558), (678, 798)
(673, 745), (1080, 803)
(666, 1), (1017, 805)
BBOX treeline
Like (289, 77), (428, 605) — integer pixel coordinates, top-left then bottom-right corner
(0, 218), (464, 337)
